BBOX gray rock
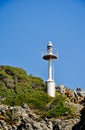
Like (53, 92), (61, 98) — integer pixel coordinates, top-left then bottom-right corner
(0, 103), (83, 130)
(56, 84), (65, 94)
(76, 88), (85, 97)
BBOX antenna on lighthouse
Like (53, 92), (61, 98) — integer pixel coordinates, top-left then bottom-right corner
(42, 41), (58, 97)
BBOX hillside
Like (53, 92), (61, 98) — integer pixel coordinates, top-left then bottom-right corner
(0, 65), (84, 130)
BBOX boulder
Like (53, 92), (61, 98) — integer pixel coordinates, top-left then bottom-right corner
(56, 84), (65, 94)
(76, 88), (85, 97)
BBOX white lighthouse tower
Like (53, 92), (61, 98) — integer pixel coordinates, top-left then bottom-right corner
(43, 41), (58, 97)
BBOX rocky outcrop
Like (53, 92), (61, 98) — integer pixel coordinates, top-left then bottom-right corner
(0, 66), (85, 130)
(76, 88), (85, 97)
(0, 103), (83, 130)
(53, 118), (80, 130)
(56, 84), (85, 104)
(0, 104), (53, 130)
(72, 105), (85, 130)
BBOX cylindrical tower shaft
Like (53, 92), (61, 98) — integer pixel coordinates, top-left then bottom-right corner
(48, 59), (53, 80)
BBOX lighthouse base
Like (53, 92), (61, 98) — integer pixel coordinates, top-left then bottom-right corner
(46, 79), (55, 97)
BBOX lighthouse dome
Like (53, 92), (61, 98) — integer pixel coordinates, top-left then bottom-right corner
(48, 41), (53, 47)
(47, 41), (53, 50)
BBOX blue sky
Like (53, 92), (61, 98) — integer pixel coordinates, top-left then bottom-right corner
(0, 0), (85, 90)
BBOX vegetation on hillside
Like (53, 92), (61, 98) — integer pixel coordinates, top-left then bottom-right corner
(0, 65), (76, 118)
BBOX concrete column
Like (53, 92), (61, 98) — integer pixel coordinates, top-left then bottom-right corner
(48, 59), (52, 80)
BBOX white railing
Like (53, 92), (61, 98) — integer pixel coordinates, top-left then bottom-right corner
(42, 49), (58, 57)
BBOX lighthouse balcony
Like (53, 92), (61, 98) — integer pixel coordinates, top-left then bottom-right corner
(42, 50), (58, 60)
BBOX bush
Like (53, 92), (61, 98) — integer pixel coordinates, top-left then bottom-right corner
(0, 65), (75, 118)
(27, 90), (51, 110)
(46, 102), (71, 118)
(45, 94), (71, 118)
(5, 109), (19, 125)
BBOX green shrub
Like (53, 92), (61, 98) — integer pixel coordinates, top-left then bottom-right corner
(27, 90), (51, 110)
(0, 65), (76, 118)
(45, 94), (71, 118)
(0, 70), (10, 79)
(0, 115), (5, 120)
(5, 109), (19, 125)
(46, 102), (71, 118)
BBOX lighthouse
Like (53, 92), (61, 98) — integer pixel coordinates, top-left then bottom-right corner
(42, 41), (58, 97)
